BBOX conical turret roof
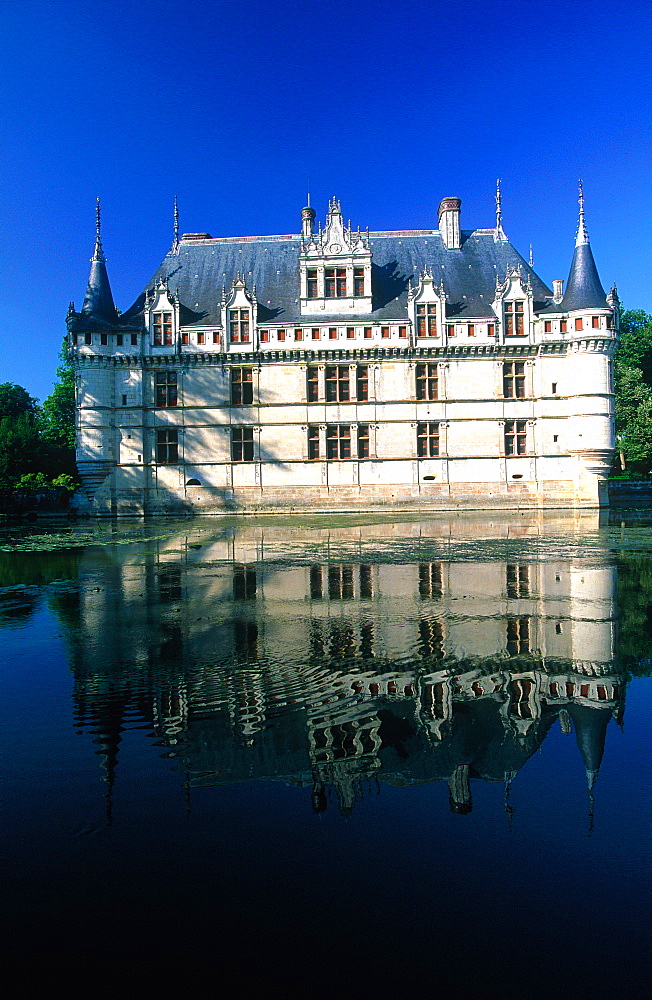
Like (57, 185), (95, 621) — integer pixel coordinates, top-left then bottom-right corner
(562, 181), (606, 312)
(81, 199), (118, 323)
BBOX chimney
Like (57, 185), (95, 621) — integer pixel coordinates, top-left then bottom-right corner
(301, 204), (316, 239)
(438, 197), (461, 250)
(553, 279), (564, 303)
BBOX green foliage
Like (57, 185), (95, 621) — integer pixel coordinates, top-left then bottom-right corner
(0, 382), (39, 420)
(41, 342), (76, 452)
(614, 310), (652, 476)
(617, 556), (652, 675)
(0, 412), (44, 486)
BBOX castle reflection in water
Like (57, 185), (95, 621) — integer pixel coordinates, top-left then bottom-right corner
(69, 514), (622, 818)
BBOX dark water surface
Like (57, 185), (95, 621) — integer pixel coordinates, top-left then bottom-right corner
(1, 510), (650, 996)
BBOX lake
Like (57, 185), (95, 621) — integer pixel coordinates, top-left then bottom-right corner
(1, 510), (650, 996)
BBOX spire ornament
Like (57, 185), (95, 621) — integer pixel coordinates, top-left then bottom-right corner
(92, 197), (105, 262)
(576, 179), (589, 246)
(494, 179), (507, 241)
(173, 195), (180, 251)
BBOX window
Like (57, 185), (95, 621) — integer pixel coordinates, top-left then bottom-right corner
(153, 311), (173, 346)
(360, 564), (373, 598)
(325, 267), (346, 297)
(419, 619), (445, 659)
(551, 382), (557, 395)
(121, 394), (127, 406)
(155, 371), (177, 407)
(416, 363), (438, 400)
(507, 617), (530, 656)
(488, 324), (495, 337)
(231, 367), (253, 405)
(213, 331), (220, 344)
(592, 316), (600, 329)
(307, 269), (318, 298)
(356, 365), (369, 401)
(417, 422), (439, 457)
(606, 316), (613, 330)
(233, 565), (257, 600)
(381, 326), (390, 339)
(419, 563), (443, 599)
(329, 327), (337, 340)
(447, 324), (455, 337)
(416, 303), (437, 337)
(503, 362), (525, 399)
(560, 320), (567, 333)
(156, 428), (178, 464)
(260, 329), (269, 343)
(326, 365), (350, 402)
(277, 329), (286, 342)
(358, 424), (369, 459)
(399, 325), (407, 339)
(197, 332), (205, 345)
(575, 317), (583, 331)
(544, 321), (552, 333)
(229, 309), (250, 343)
(354, 267), (365, 296)
(312, 328), (320, 340)
(308, 426), (320, 460)
(231, 427), (254, 462)
(294, 328), (303, 341)
(117, 334), (123, 346)
(505, 300), (525, 336)
(347, 327), (355, 340)
(85, 333), (92, 345)
(468, 324), (475, 337)
(505, 420), (527, 455)
(364, 327), (372, 339)
(100, 333), (107, 346)
(310, 565), (323, 599)
(181, 332), (189, 345)
(507, 564), (529, 598)
(307, 366), (318, 402)
(326, 425), (351, 459)
(131, 333), (138, 346)
(328, 565), (354, 599)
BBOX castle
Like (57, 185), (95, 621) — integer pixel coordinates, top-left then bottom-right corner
(68, 184), (619, 515)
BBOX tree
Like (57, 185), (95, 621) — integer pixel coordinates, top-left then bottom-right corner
(614, 310), (652, 476)
(0, 383), (39, 421)
(0, 411), (43, 486)
(40, 340), (77, 478)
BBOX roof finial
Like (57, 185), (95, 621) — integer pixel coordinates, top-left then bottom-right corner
(576, 178), (589, 246)
(92, 197), (105, 262)
(529, 244), (534, 267)
(495, 179), (502, 229)
(307, 174), (311, 209)
(173, 195), (179, 250)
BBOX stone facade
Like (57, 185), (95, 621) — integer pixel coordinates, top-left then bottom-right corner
(68, 189), (619, 515)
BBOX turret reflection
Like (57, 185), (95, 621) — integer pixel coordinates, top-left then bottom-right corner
(68, 516), (623, 819)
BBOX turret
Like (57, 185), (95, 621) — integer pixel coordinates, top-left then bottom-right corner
(301, 193), (316, 239)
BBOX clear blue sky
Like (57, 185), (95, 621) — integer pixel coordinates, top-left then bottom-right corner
(1, 0), (650, 403)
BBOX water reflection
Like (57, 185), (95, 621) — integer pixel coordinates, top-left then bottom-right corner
(61, 514), (624, 821)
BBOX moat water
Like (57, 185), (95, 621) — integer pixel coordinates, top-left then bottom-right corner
(1, 511), (650, 996)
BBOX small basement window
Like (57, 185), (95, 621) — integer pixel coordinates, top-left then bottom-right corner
(186, 478), (202, 486)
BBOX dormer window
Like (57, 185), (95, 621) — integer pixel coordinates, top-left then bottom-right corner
(153, 311), (173, 346)
(505, 301), (524, 336)
(354, 268), (365, 297)
(229, 309), (250, 343)
(307, 270), (318, 298)
(417, 304), (437, 337)
(325, 268), (346, 298)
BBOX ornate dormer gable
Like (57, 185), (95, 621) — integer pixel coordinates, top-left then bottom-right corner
(299, 198), (372, 315)
(221, 274), (257, 350)
(407, 266), (445, 341)
(492, 266), (534, 341)
(145, 278), (179, 349)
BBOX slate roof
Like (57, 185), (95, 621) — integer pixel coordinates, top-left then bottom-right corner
(119, 229), (556, 329)
(562, 242), (607, 311)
